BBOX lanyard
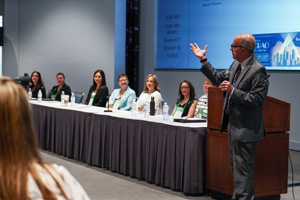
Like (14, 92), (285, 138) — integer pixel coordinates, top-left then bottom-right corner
(51, 88), (58, 100)
(113, 98), (121, 110)
(88, 92), (96, 106)
(173, 99), (189, 117)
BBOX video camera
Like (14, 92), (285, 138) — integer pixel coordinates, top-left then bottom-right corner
(14, 73), (31, 89)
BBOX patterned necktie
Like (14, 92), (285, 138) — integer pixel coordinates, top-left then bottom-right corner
(234, 64), (242, 82)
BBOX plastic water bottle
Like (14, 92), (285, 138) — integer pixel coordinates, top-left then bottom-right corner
(61, 91), (65, 104)
(144, 102), (150, 118)
(163, 102), (169, 121)
(28, 88), (32, 99)
(132, 101), (137, 116)
(38, 90), (42, 103)
(71, 92), (75, 106)
(158, 99), (164, 115)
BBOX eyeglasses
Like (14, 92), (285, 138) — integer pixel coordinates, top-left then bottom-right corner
(231, 43), (244, 48)
(119, 78), (127, 82)
(181, 86), (190, 90)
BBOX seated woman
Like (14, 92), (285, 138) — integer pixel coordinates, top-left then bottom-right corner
(49, 72), (72, 101)
(0, 77), (90, 199)
(194, 77), (216, 119)
(108, 73), (136, 111)
(137, 74), (162, 114)
(28, 71), (46, 98)
(85, 69), (109, 107)
(171, 80), (198, 118)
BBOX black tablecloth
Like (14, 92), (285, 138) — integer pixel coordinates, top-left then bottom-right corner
(32, 104), (206, 194)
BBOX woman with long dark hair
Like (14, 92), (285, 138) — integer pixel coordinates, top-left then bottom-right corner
(171, 80), (198, 118)
(28, 71), (46, 98)
(85, 69), (109, 107)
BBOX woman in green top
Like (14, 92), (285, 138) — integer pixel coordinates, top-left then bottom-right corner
(49, 72), (72, 101)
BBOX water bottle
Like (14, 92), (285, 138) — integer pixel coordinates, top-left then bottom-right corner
(150, 96), (155, 116)
(158, 99), (164, 115)
(144, 102), (150, 118)
(132, 100), (137, 116)
(71, 92), (75, 106)
(28, 88), (32, 99)
(38, 90), (42, 103)
(61, 91), (65, 104)
(163, 102), (169, 121)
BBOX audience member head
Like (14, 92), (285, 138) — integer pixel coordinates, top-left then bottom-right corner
(56, 72), (65, 87)
(203, 77), (216, 95)
(118, 73), (129, 91)
(178, 80), (195, 101)
(0, 76), (40, 162)
(0, 77), (69, 199)
(93, 69), (106, 89)
(143, 74), (160, 93)
(30, 71), (43, 86)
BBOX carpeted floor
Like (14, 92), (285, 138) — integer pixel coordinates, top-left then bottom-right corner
(40, 150), (300, 200)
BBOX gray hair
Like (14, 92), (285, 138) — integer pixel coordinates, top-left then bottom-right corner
(240, 37), (256, 53)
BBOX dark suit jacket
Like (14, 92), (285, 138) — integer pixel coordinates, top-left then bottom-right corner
(85, 85), (109, 107)
(50, 83), (72, 101)
(201, 55), (269, 142)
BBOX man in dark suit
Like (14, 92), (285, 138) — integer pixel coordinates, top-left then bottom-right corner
(190, 33), (269, 200)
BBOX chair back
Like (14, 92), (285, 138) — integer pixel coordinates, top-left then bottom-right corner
(47, 89), (52, 99)
(74, 92), (84, 103)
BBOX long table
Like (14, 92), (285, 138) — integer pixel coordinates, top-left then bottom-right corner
(31, 101), (207, 195)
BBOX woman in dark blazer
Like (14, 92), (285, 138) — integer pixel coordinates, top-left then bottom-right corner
(85, 69), (109, 107)
(49, 72), (72, 101)
(28, 71), (46, 98)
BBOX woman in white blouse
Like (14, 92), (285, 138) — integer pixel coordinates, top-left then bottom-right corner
(0, 76), (90, 200)
(137, 74), (162, 114)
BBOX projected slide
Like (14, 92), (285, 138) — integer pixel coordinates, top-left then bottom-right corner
(156, 0), (300, 70)
(254, 32), (300, 70)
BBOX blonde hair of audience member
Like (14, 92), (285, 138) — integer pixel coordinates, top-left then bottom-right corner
(203, 77), (215, 94)
(194, 77), (218, 119)
(0, 77), (68, 199)
(143, 74), (160, 93)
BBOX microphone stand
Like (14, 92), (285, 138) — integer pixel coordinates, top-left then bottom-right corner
(104, 95), (112, 112)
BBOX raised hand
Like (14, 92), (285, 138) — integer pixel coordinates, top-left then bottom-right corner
(190, 43), (208, 60)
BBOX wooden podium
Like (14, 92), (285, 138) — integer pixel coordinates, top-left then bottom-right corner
(206, 87), (290, 198)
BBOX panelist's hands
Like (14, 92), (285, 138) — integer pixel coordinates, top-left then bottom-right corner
(190, 43), (208, 60)
(220, 81), (234, 94)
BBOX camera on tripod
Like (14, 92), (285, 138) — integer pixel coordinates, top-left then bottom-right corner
(14, 73), (31, 89)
